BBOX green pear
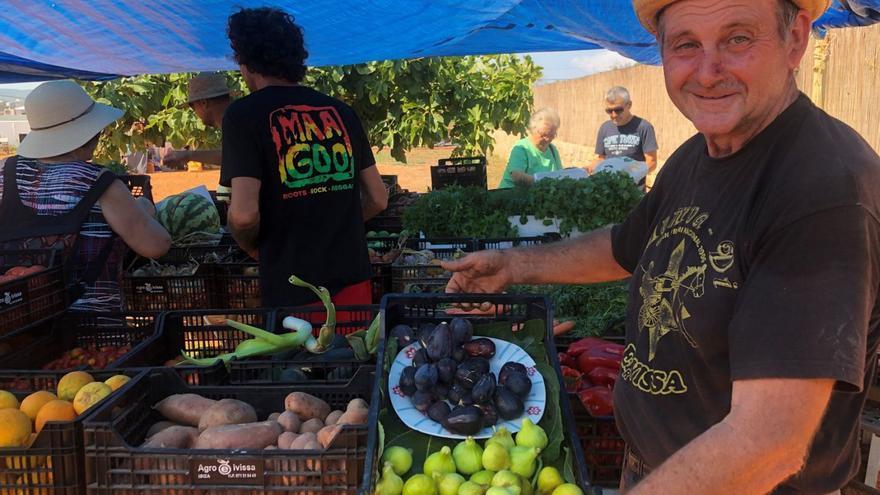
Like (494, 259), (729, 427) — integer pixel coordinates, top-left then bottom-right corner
(425, 446), (457, 478)
(509, 446), (540, 479)
(486, 427), (515, 451)
(481, 442), (511, 472)
(376, 462), (404, 495)
(458, 481), (486, 495)
(491, 470), (521, 489)
(520, 477), (533, 495)
(470, 470), (496, 486)
(515, 419), (548, 450)
(383, 446), (414, 475)
(435, 472), (466, 495)
(550, 484), (583, 495)
(486, 488), (516, 495)
(453, 437), (484, 475)
(536, 467), (564, 495)
(403, 473), (437, 495)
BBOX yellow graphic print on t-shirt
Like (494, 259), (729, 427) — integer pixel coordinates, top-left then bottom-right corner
(620, 206), (739, 396)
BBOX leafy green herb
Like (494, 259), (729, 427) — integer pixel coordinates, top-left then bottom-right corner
(513, 282), (629, 337)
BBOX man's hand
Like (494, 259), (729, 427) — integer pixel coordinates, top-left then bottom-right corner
(442, 250), (513, 295)
(162, 150), (190, 169)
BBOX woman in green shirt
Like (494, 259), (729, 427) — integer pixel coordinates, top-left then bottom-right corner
(498, 108), (563, 188)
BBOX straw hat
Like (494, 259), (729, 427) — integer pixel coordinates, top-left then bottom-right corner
(18, 80), (123, 159)
(187, 72), (230, 104)
(633, 0), (832, 35)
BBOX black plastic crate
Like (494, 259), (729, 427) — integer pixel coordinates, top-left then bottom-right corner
(570, 393), (625, 488)
(365, 215), (404, 234)
(477, 233), (562, 251)
(390, 240), (475, 293)
(83, 368), (374, 494)
(0, 369), (145, 495)
(380, 174), (399, 193)
(361, 294), (592, 493)
(0, 311), (158, 379)
(209, 261), (260, 309)
(0, 249), (67, 337)
(227, 305), (379, 385)
(118, 175), (153, 202)
(122, 264), (215, 311)
(430, 156), (487, 190)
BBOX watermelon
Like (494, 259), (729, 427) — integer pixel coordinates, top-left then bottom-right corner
(156, 192), (221, 245)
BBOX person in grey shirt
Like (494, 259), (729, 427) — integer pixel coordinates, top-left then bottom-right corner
(590, 86), (658, 174)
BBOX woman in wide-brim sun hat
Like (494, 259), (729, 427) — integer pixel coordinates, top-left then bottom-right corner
(0, 80), (171, 312)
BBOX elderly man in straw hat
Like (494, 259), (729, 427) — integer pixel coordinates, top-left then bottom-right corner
(162, 72), (233, 170)
(443, 0), (880, 493)
(0, 80), (170, 311)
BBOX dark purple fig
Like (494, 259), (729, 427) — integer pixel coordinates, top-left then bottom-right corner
(426, 323), (453, 361)
(412, 390), (434, 412)
(417, 323), (434, 347)
(444, 405), (484, 436)
(477, 403), (499, 428)
(455, 358), (490, 389)
(391, 324), (415, 347)
(436, 358), (457, 384)
(458, 389), (474, 406)
(415, 363), (438, 390)
(428, 401), (451, 423)
(448, 383), (466, 404)
(494, 386), (524, 420)
(452, 346), (467, 363)
(498, 362), (528, 385)
(412, 348), (429, 367)
(450, 317), (473, 344)
(462, 338), (496, 359)
(399, 366), (417, 396)
(505, 371), (532, 399)
(471, 373), (496, 405)
(434, 382), (450, 401)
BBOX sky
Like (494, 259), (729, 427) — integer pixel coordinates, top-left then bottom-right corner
(0, 49), (636, 93)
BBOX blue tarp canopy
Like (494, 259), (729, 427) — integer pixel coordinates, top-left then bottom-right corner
(0, 0), (878, 82)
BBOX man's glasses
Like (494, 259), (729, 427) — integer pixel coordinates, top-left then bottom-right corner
(605, 106), (626, 115)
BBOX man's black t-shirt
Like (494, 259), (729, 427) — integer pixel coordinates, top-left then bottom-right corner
(221, 85), (374, 306)
(611, 94), (880, 493)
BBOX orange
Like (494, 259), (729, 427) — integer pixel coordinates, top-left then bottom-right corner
(19, 391), (57, 422)
(0, 409), (31, 447)
(56, 371), (94, 401)
(34, 400), (76, 433)
(0, 390), (18, 410)
(103, 375), (130, 392)
(73, 382), (112, 415)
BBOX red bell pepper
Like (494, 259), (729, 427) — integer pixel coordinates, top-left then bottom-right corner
(558, 352), (578, 369)
(577, 346), (622, 374)
(578, 386), (614, 417)
(560, 365), (584, 393)
(566, 337), (624, 358)
(587, 366), (619, 388)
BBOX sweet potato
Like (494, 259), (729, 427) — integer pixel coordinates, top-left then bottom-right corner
(142, 426), (199, 449)
(324, 410), (343, 426)
(289, 432), (317, 449)
(268, 412), (281, 422)
(284, 392), (330, 421)
(277, 411), (301, 433)
(317, 424), (342, 448)
(198, 398), (257, 432)
(277, 431), (299, 449)
(146, 421), (180, 438)
(194, 420), (282, 449)
(154, 394), (216, 427)
(299, 418), (324, 434)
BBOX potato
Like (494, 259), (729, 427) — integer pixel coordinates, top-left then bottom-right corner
(154, 394), (216, 427)
(299, 418), (324, 434)
(336, 408), (368, 426)
(302, 439), (322, 450)
(284, 392), (330, 422)
(265, 445), (278, 450)
(317, 424), (343, 448)
(323, 410), (343, 426)
(277, 431), (299, 449)
(194, 421), (282, 450)
(145, 421), (179, 438)
(198, 398), (257, 432)
(276, 411), (301, 433)
(347, 398), (368, 411)
(268, 412), (281, 422)
(289, 432), (317, 449)
(142, 426), (199, 449)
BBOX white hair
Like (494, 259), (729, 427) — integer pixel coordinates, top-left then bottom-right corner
(528, 108), (561, 131)
(605, 86), (631, 104)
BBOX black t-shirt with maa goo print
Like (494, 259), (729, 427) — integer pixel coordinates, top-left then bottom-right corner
(611, 94), (880, 493)
(222, 85), (374, 306)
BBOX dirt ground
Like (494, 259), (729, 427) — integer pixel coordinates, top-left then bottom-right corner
(148, 146), (509, 201)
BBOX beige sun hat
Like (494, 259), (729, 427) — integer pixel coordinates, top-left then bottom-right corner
(18, 80), (123, 159)
(633, 0), (832, 35)
(187, 72), (230, 104)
